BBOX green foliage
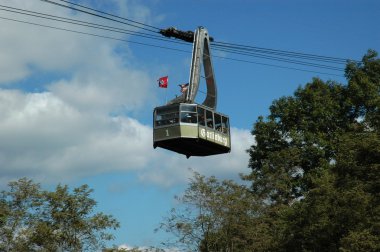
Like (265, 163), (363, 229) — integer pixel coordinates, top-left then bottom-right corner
(346, 50), (380, 130)
(0, 178), (120, 252)
(245, 50), (380, 251)
(159, 172), (263, 252)
(246, 78), (355, 205)
(339, 229), (380, 252)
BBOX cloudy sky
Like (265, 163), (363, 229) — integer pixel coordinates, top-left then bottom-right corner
(1, 0), (379, 249)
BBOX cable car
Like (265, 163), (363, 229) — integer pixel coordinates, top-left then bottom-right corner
(153, 27), (231, 158)
(153, 103), (230, 158)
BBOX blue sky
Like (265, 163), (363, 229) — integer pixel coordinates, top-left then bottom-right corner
(0, 0), (379, 250)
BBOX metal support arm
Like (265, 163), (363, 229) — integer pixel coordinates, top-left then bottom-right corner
(165, 27), (217, 110)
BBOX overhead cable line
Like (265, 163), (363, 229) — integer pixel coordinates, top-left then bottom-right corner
(0, 16), (190, 53)
(212, 54), (343, 77)
(40, 0), (360, 68)
(212, 46), (344, 71)
(0, 4), (345, 72)
(42, 0), (358, 66)
(3, 0), (352, 76)
(0, 5), (189, 46)
(159, 27), (347, 72)
(55, 0), (161, 31)
(40, 0), (159, 33)
(0, 15), (343, 77)
(212, 41), (359, 64)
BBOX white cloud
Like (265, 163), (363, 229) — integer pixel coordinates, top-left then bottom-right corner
(0, 1), (95, 82)
(0, 90), (152, 181)
(48, 54), (153, 113)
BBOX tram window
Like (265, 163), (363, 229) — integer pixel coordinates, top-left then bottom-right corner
(155, 112), (179, 126)
(181, 104), (197, 112)
(155, 114), (163, 126)
(198, 107), (205, 126)
(206, 110), (214, 129)
(156, 105), (178, 115)
(180, 112), (197, 123)
(214, 113), (222, 132)
(180, 104), (197, 124)
(222, 116), (229, 134)
(155, 106), (179, 127)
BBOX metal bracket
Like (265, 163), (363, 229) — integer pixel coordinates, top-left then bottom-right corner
(166, 27), (217, 110)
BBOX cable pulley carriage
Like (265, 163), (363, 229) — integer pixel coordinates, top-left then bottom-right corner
(153, 27), (231, 158)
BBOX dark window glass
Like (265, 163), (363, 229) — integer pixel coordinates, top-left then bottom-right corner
(156, 104), (178, 114)
(155, 105), (180, 127)
(222, 116), (229, 134)
(206, 110), (214, 129)
(180, 104), (197, 112)
(180, 112), (197, 124)
(198, 107), (205, 126)
(214, 113), (222, 132)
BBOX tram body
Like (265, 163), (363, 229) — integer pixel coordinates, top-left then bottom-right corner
(153, 103), (230, 158)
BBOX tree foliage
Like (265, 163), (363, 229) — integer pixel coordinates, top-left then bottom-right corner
(159, 172), (264, 252)
(245, 50), (380, 251)
(0, 178), (120, 252)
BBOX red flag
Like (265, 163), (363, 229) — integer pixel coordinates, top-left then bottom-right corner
(158, 76), (168, 88)
(179, 83), (189, 93)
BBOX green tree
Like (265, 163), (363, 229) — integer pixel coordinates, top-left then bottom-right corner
(245, 50), (380, 251)
(278, 132), (380, 252)
(246, 77), (354, 205)
(159, 172), (263, 252)
(0, 178), (120, 251)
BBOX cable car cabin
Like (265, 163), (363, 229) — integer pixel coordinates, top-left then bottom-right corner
(153, 103), (231, 158)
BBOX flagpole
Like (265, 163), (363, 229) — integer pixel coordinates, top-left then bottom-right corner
(158, 76), (169, 104)
(165, 87), (167, 104)
(165, 76), (168, 104)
